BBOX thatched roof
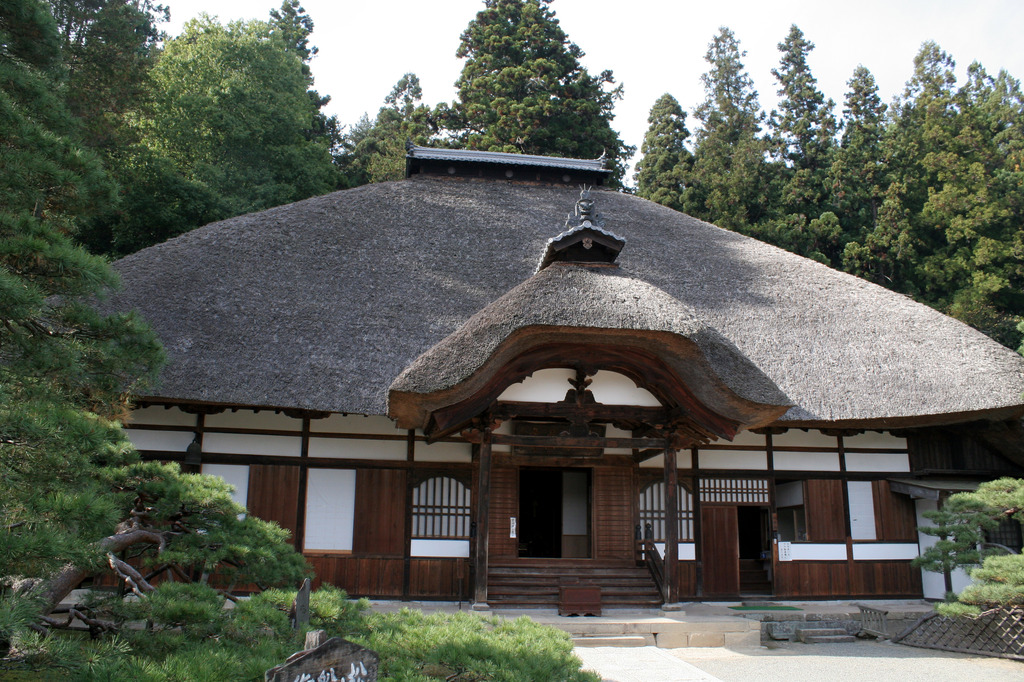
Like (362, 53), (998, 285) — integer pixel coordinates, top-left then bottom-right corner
(110, 177), (1024, 427)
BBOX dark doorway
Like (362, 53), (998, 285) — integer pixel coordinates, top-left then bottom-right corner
(737, 506), (772, 595)
(519, 469), (591, 558)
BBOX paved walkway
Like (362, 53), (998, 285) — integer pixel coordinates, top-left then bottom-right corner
(576, 641), (1024, 682)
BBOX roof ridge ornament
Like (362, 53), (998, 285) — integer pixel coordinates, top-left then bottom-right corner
(537, 189), (626, 272)
(565, 186), (605, 231)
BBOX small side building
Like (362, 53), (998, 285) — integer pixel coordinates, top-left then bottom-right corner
(113, 147), (1024, 605)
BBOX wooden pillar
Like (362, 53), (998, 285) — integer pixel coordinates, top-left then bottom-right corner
(664, 446), (679, 605)
(472, 427), (493, 609)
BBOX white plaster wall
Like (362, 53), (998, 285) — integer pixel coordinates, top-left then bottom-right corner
(415, 440), (473, 463)
(202, 433), (301, 457)
(852, 543), (919, 561)
(698, 450), (768, 470)
(844, 432), (909, 450)
(776, 480), (804, 508)
(654, 543), (696, 561)
(130, 405), (196, 427)
(304, 468), (355, 551)
(588, 370), (661, 406)
(917, 498), (974, 599)
(773, 451), (841, 471)
(604, 423), (634, 455)
(201, 464), (249, 507)
(640, 450), (693, 469)
(498, 368), (574, 402)
(308, 437), (405, 460)
(787, 544), (848, 561)
(204, 409), (302, 431)
(848, 481), (877, 540)
(127, 429), (196, 452)
(497, 368), (660, 406)
(311, 414), (404, 435)
(563, 472), (589, 535)
(772, 430), (838, 449)
(410, 539), (470, 558)
(844, 452), (911, 473)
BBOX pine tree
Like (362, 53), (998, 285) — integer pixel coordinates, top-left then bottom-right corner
(830, 65), (887, 245)
(768, 26), (838, 224)
(441, 0), (632, 184)
(634, 93), (692, 211)
(686, 27), (769, 232)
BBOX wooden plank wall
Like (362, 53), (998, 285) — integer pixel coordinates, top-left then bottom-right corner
(872, 480), (918, 541)
(306, 555), (403, 597)
(804, 479), (845, 541)
(409, 559), (471, 599)
(775, 561), (921, 598)
(675, 562), (698, 598)
(248, 465), (300, 539)
(593, 466), (634, 561)
(488, 464), (518, 559)
(701, 506), (739, 596)
(353, 469), (406, 555)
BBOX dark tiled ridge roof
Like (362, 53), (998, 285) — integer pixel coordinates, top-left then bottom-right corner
(111, 177), (1024, 426)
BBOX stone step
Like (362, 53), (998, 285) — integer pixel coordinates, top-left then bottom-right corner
(572, 635), (654, 647)
(802, 634), (857, 644)
(796, 627), (855, 644)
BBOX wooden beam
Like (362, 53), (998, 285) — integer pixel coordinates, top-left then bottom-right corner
(664, 447), (679, 605)
(491, 402), (672, 424)
(490, 433), (669, 450)
(473, 428), (493, 609)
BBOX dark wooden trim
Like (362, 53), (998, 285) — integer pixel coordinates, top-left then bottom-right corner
(140, 450), (474, 471)
(293, 415), (311, 553)
(473, 429), (493, 605)
(491, 402), (672, 424)
(491, 433), (670, 450)
(664, 448), (679, 604)
(692, 447), (703, 597)
(403, 439), (415, 599)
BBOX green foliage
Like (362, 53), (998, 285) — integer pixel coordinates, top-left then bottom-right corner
(133, 15), (339, 224)
(913, 506), (991, 596)
(958, 554), (1024, 608)
(441, 0), (632, 184)
(634, 93), (692, 211)
(341, 73), (439, 186)
(362, 610), (599, 682)
(686, 27), (770, 232)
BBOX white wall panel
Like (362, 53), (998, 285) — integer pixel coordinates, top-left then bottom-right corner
(772, 430), (838, 449)
(415, 440), (472, 463)
(654, 543), (696, 560)
(308, 437), (405, 460)
(498, 368), (574, 402)
(202, 433), (301, 457)
(201, 464), (249, 507)
(844, 452), (911, 473)
(311, 414), (404, 435)
(130, 406), (196, 427)
(852, 543), (919, 561)
(773, 451), (840, 471)
(698, 450), (768, 470)
(639, 450), (693, 469)
(844, 431), (908, 450)
(410, 539), (470, 558)
(304, 469), (355, 551)
(588, 370), (661, 406)
(776, 481), (804, 508)
(204, 409), (301, 431)
(127, 429), (195, 452)
(848, 481), (877, 540)
(788, 544), (848, 561)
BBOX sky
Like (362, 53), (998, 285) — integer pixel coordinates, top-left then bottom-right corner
(163, 0), (1024, 176)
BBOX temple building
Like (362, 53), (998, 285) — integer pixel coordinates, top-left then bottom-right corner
(111, 147), (1024, 606)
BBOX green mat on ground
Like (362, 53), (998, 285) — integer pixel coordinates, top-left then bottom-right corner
(728, 606), (802, 611)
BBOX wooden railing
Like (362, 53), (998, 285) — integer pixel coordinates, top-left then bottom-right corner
(640, 540), (668, 604)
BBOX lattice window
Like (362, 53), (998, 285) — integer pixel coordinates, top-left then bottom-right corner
(411, 476), (471, 539)
(638, 482), (694, 541)
(987, 518), (1024, 553)
(699, 478), (769, 504)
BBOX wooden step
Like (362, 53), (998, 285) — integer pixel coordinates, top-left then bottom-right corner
(486, 561), (662, 609)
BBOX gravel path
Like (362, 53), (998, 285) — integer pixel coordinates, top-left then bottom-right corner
(576, 641), (1024, 682)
